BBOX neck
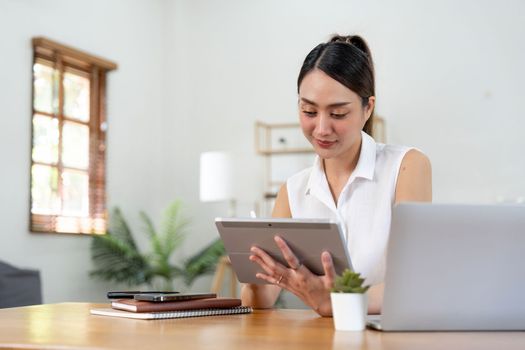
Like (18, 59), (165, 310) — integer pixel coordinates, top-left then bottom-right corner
(322, 133), (363, 205)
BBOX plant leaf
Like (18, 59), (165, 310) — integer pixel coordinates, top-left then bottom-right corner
(331, 269), (370, 293)
(110, 207), (138, 250)
(139, 211), (157, 240)
(142, 200), (188, 282)
(181, 238), (225, 286)
(160, 200), (188, 257)
(90, 233), (151, 286)
(140, 210), (165, 273)
(89, 201), (194, 289)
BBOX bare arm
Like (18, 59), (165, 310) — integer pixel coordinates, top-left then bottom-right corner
(395, 149), (432, 203)
(370, 149), (432, 314)
(241, 184), (291, 308)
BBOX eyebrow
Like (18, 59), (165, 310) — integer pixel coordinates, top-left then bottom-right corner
(300, 97), (352, 108)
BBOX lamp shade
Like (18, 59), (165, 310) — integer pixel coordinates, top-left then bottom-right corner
(199, 151), (234, 202)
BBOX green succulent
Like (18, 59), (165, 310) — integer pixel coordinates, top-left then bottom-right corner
(331, 269), (370, 294)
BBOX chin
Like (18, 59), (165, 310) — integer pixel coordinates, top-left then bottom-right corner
(314, 148), (338, 159)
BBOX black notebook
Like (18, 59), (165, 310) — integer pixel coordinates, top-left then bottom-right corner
(90, 306), (252, 320)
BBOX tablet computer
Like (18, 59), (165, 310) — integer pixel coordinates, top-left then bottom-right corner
(215, 217), (352, 284)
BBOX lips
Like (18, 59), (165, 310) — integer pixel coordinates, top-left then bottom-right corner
(315, 139), (337, 148)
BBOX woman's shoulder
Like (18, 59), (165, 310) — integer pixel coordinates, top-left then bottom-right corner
(373, 142), (431, 182)
(376, 141), (411, 155)
(395, 148), (432, 202)
(288, 166), (313, 183)
(285, 164), (316, 197)
(376, 142), (428, 163)
(399, 149), (432, 174)
(286, 166), (312, 193)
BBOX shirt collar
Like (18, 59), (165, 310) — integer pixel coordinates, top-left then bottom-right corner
(305, 156), (325, 196)
(352, 131), (376, 181)
(305, 131), (376, 196)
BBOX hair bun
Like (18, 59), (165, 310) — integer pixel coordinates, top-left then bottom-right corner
(330, 35), (353, 44)
(329, 34), (371, 58)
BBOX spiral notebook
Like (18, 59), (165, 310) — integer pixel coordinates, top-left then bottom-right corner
(90, 306), (252, 320)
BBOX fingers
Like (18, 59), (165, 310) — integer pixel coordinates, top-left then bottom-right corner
(321, 251), (336, 285)
(255, 271), (283, 286)
(249, 243), (295, 288)
(274, 235), (302, 270)
(249, 245), (290, 279)
(249, 251), (285, 286)
(250, 245), (284, 271)
(249, 250), (277, 276)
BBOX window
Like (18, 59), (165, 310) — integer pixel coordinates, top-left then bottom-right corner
(30, 37), (117, 234)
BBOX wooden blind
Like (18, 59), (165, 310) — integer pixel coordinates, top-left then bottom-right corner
(30, 37), (117, 235)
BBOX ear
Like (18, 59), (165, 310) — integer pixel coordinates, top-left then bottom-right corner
(364, 96), (375, 121)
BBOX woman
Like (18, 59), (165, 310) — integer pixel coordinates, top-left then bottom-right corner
(241, 35), (432, 317)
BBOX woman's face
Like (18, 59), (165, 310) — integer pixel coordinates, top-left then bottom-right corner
(298, 69), (374, 161)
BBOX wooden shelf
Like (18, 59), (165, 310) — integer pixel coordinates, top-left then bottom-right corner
(264, 192), (278, 199)
(255, 121), (316, 216)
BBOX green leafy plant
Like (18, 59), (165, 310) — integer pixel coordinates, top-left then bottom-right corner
(331, 269), (370, 294)
(90, 200), (225, 290)
(182, 238), (225, 286)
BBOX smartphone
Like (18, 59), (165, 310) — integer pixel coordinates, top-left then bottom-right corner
(133, 292), (216, 302)
(107, 291), (179, 299)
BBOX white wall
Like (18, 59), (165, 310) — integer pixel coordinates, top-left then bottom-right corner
(162, 0), (525, 213)
(162, 0), (525, 306)
(1, 0), (524, 304)
(0, 0), (167, 302)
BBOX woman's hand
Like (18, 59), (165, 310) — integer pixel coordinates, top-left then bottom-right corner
(249, 235), (336, 317)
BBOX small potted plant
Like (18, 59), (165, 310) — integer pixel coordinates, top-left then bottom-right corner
(330, 269), (370, 331)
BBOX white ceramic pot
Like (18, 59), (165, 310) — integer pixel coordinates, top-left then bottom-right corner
(330, 292), (368, 331)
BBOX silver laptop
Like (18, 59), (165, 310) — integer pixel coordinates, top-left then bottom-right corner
(367, 203), (525, 331)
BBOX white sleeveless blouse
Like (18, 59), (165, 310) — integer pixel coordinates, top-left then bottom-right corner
(286, 131), (412, 285)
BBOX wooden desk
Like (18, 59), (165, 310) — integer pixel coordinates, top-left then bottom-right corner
(1, 303), (524, 349)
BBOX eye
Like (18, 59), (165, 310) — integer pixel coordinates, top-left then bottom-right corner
(331, 113), (348, 119)
(302, 110), (317, 117)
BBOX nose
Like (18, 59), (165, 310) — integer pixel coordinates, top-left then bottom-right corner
(315, 113), (332, 137)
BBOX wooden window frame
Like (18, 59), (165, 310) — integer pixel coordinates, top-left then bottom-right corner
(30, 37), (117, 235)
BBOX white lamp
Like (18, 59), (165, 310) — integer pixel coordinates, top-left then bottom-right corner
(199, 151), (236, 216)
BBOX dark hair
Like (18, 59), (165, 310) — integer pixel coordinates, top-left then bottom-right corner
(297, 35), (375, 136)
